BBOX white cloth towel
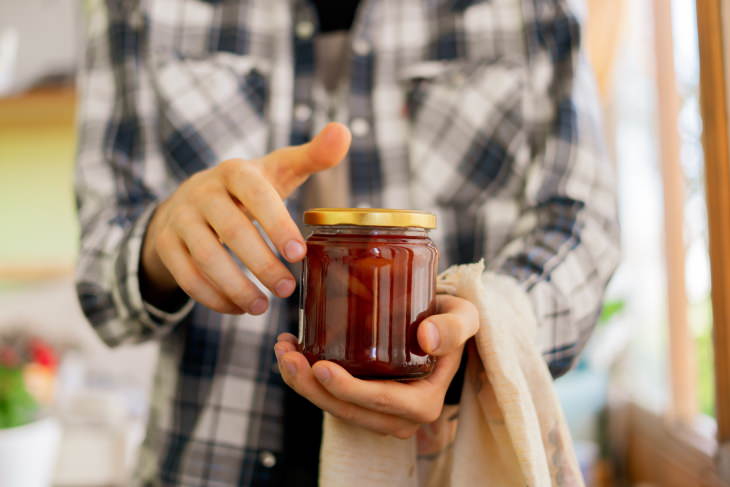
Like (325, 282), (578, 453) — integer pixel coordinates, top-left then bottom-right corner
(319, 260), (584, 487)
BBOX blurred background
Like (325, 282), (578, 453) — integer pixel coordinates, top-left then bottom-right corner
(1, 1), (729, 486)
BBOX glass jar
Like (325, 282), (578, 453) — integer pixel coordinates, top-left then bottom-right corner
(299, 208), (439, 380)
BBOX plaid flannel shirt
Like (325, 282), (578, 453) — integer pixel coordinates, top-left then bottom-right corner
(75, 0), (620, 485)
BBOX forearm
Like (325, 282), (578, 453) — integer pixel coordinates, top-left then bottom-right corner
(75, 1), (192, 346)
(489, 55), (620, 376)
(76, 200), (193, 346)
(491, 199), (619, 376)
(138, 199), (191, 312)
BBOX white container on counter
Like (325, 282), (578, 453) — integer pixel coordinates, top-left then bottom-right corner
(0, 416), (61, 487)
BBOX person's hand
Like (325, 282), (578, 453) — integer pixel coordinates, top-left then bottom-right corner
(141, 123), (352, 314)
(274, 294), (479, 438)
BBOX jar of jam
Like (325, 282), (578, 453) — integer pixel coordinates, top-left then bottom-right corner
(299, 208), (439, 380)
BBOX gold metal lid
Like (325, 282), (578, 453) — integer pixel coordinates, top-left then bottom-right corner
(303, 208), (437, 229)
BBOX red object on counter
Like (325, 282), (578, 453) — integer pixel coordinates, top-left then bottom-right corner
(29, 338), (57, 369)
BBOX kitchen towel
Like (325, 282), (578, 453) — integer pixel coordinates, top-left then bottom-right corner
(319, 260), (584, 487)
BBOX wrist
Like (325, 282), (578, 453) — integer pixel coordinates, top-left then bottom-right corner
(140, 205), (186, 311)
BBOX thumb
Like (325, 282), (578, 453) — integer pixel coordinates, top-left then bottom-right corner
(417, 295), (480, 356)
(262, 122), (352, 197)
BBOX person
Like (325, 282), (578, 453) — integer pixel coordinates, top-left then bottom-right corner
(75, 0), (619, 485)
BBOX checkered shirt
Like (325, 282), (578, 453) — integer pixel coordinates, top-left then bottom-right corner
(74, 0), (620, 485)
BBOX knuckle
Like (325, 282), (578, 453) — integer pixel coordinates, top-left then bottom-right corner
(182, 171), (203, 190)
(171, 204), (197, 228)
(229, 285), (255, 307)
(237, 160), (263, 181)
(185, 172), (214, 197)
(372, 391), (394, 411)
(266, 148), (287, 166)
(336, 405), (357, 423)
(195, 181), (220, 199)
(191, 243), (217, 267)
(417, 403), (443, 424)
(154, 230), (170, 252)
(392, 426), (418, 440)
(271, 213), (295, 237)
(251, 258), (285, 280)
(188, 171), (216, 190)
(244, 178), (270, 202)
(219, 158), (244, 178)
(218, 221), (245, 244)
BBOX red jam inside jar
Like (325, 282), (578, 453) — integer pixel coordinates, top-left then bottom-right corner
(300, 209), (439, 380)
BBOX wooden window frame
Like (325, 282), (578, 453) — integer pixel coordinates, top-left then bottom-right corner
(697, 0), (730, 448)
(654, 0), (697, 423)
(621, 1), (730, 484)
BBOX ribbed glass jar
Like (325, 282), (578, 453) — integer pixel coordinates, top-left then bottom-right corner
(299, 209), (439, 380)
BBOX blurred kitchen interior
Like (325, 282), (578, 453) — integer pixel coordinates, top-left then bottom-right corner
(2, 1), (730, 486)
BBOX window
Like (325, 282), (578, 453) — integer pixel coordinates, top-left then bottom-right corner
(605, 0), (730, 483)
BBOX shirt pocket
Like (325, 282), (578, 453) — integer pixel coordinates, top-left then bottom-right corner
(401, 59), (528, 211)
(149, 52), (271, 179)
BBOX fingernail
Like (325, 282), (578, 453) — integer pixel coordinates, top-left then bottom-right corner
(250, 297), (268, 315)
(284, 359), (297, 377)
(313, 366), (331, 383)
(275, 278), (296, 298)
(422, 321), (440, 353)
(284, 240), (306, 261)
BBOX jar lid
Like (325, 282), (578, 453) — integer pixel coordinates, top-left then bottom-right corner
(303, 208), (437, 229)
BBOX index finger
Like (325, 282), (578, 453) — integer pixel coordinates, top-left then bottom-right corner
(309, 360), (450, 424)
(223, 165), (306, 262)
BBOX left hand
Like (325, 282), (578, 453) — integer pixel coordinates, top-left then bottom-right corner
(274, 294), (479, 439)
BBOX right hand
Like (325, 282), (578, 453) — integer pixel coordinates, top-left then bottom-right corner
(141, 122), (352, 315)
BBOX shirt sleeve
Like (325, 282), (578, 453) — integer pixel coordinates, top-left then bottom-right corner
(487, 1), (620, 378)
(75, 1), (192, 347)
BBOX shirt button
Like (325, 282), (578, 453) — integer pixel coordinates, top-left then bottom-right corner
(296, 20), (314, 40)
(260, 450), (277, 468)
(350, 117), (370, 137)
(352, 38), (371, 56)
(294, 104), (312, 122)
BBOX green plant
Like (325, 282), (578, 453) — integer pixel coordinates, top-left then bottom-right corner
(0, 367), (38, 429)
(691, 296), (715, 417)
(696, 324), (715, 417)
(0, 335), (56, 429)
(599, 299), (626, 325)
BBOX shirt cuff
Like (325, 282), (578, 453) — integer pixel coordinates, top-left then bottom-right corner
(143, 297), (195, 324)
(113, 203), (194, 333)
